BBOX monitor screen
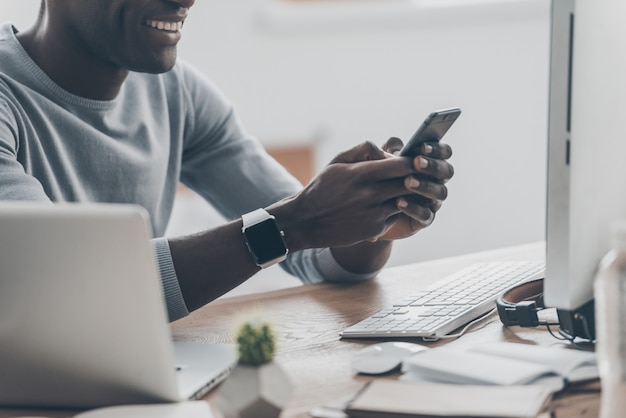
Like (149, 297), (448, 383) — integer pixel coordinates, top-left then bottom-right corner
(544, 0), (626, 340)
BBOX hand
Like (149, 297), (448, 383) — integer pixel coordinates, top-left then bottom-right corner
(279, 141), (415, 250)
(375, 137), (454, 241)
(277, 138), (453, 250)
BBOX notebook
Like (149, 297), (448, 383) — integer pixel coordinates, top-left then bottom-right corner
(0, 203), (237, 409)
(344, 380), (553, 418)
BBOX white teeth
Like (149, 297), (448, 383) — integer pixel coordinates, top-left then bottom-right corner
(147, 20), (182, 32)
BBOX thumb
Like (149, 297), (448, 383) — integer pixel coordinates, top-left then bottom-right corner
(330, 141), (387, 164)
(381, 137), (404, 155)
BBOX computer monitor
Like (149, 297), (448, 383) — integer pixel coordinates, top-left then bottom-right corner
(544, 0), (626, 340)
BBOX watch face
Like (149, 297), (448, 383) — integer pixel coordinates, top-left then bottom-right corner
(244, 219), (287, 264)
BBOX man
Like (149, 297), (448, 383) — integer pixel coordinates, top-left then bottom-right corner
(0, 0), (454, 321)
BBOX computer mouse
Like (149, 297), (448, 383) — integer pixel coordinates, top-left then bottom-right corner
(351, 341), (428, 375)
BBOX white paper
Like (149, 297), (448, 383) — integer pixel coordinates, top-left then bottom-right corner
(400, 342), (599, 392)
(468, 342), (597, 379)
(74, 401), (213, 418)
(347, 380), (552, 418)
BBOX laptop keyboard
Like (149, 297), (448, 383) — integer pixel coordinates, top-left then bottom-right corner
(340, 261), (545, 340)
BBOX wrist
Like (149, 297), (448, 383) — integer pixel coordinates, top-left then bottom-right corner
(265, 195), (311, 253)
(241, 208), (288, 268)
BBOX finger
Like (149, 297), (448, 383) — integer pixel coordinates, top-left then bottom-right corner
(397, 197), (435, 227)
(404, 176), (448, 201)
(400, 195), (444, 213)
(413, 156), (455, 183)
(421, 142), (453, 160)
(429, 199), (443, 213)
(330, 141), (386, 164)
(344, 155), (416, 183)
(373, 177), (420, 203)
(381, 137), (404, 155)
(368, 205), (402, 242)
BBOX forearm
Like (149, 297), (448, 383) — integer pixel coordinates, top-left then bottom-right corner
(331, 240), (392, 275)
(169, 195), (335, 311)
(168, 219), (261, 312)
(168, 197), (391, 312)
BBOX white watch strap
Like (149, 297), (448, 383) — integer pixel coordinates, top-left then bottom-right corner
(242, 208), (273, 228)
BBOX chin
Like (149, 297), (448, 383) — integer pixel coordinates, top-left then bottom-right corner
(146, 62), (177, 74)
(129, 52), (177, 74)
(134, 62), (176, 75)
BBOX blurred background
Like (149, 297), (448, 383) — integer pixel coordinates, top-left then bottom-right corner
(1, 0), (551, 296)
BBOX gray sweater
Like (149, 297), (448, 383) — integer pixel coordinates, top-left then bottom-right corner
(0, 23), (376, 321)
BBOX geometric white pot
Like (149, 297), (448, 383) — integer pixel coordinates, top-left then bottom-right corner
(215, 362), (292, 418)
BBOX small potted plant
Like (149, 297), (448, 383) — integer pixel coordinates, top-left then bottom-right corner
(216, 321), (292, 418)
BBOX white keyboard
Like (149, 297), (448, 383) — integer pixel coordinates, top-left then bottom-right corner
(340, 261), (545, 340)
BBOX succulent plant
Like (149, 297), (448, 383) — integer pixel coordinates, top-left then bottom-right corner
(236, 321), (276, 366)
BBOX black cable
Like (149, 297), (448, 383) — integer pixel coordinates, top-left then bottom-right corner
(546, 323), (570, 341)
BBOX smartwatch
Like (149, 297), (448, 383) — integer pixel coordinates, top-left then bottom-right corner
(241, 208), (288, 268)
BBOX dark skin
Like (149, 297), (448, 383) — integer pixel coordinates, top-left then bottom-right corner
(17, 0), (454, 312)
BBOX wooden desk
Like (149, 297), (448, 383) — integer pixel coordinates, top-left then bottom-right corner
(0, 242), (600, 417)
(174, 241), (600, 418)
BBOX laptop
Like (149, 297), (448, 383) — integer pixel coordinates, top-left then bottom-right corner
(0, 203), (237, 409)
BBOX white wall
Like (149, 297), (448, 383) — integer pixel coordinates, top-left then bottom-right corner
(1, 0), (551, 269)
(177, 0), (551, 267)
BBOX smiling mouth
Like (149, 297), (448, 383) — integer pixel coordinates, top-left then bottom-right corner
(146, 20), (183, 32)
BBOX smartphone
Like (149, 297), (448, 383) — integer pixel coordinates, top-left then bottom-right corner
(398, 108), (461, 157)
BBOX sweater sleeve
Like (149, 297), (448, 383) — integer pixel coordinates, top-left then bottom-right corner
(281, 248), (381, 284)
(0, 99), (50, 200)
(152, 238), (190, 321)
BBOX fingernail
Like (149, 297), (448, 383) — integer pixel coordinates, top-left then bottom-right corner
(417, 157), (429, 169)
(423, 144), (433, 154)
(409, 178), (420, 188)
(398, 198), (408, 208)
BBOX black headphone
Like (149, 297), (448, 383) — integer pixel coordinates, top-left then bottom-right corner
(496, 278), (545, 327)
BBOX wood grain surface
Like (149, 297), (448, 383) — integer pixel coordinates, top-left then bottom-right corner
(0, 242), (601, 418)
